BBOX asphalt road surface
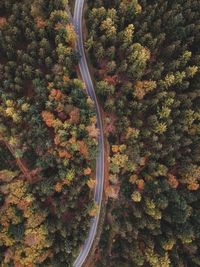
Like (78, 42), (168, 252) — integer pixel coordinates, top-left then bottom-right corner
(73, 0), (105, 266)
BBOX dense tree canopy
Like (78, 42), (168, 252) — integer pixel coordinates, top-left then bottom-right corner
(86, 0), (200, 266)
(1, 0), (200, 266)
(0, 0), (98, 265)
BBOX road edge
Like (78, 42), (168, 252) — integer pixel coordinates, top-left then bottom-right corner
(72, 1), (109, 266)
(81, 3), (109, 266)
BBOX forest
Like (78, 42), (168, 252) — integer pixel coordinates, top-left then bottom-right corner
(1, 0), (200, 266)
(0, 0), (99, 266)
(86, 0), (200, 266)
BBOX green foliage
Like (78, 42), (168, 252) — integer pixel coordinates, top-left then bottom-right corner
(0, 0), (97, 265)
(86, 0), (200, 266)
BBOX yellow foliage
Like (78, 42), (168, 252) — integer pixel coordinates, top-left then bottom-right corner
(5, 107), (15, 117)
(0, 231), (15, 246)
(145, 248), (171, 267)
(52, 118), (62, 130)
(9, 136), (19, 146)
(131, 191), (141, 202)
(90, 116), (97, 124)
(21, 103), (30, 112)
(66, 24), (76, 47)
(12, 113), (22, 123)
(0, 170), (19, 182)
(111, 153), (128, 168)
(88, 202), (99, 217)
(100, 18), (116, 38)
(164, 74), (175, 87)
(126, 127), (140, 139)
(112, 145), (119, 153)
(162, 239), (175, 251)
(134, 80), (157, 100)
(119, 144), (126, 152)
(87, 178), (96, 190)
(87, 96), (94, 107)
(5, 100), (14, 107)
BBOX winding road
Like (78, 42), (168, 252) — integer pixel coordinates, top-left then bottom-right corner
(73, 0), (105, 266)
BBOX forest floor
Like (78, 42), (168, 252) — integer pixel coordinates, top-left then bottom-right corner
(69, 0), (75, 13)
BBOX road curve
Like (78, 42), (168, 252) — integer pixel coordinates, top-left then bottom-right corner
(72, 1), (105, 267)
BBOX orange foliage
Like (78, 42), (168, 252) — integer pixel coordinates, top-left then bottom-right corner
(55, 179), (71, 192)
(106, 185), (120, 199)
(84, 167), (92, 176)
(180, 165), (200, 190)
(50, 89), (57, 97)
(15, 263), (32, 267)
(77, 140), (88, 158)
(48, 82), (54, 89)
(17, 200), (30, 211)
(62, 179), (71, 186)
(25, 233), (40, 246)
(104, 75), (118, 86)
(129, 175), (138, 184)
(0, 17), (7, 28)
(69, 107), (80, 124)
(63, 75), (70, 83)
(86, 124), (99, 139)
(69, 137), (76, 144)
(140, 157), (147, 166)
(187, 183), (199, 191)
(36, 17), (46, 28)
(88, 203), (98, 217)
(137, 179), (145, 191)
(50, 89), (63, 101)
(4, 249), (13, 265)
(90, 116), (97, 124)
(167, 174), (179, 189)
(54, 135), (60, 145)
(37, 250), (53, 264)
(105, 114), (117, 135)
(55, 182), (63, 193)
(58, 150), (72, 159)
(41, 111), (55, 127)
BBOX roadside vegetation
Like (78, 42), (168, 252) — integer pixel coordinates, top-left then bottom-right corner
(0, 0), (99, 266)
(86, 0), (200, 266)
